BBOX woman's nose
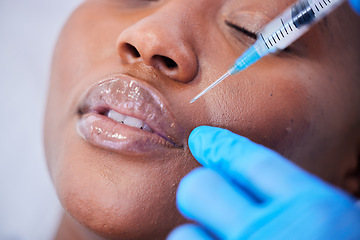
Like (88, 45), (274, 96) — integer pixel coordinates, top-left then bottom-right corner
(116, 8), (198, 83)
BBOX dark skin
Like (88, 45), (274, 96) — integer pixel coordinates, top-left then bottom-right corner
(44, 0), (360, 239)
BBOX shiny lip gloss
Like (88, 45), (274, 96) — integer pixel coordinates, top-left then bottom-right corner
(77, 74), (185, 155)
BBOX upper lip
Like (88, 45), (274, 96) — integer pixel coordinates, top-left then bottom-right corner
(78, 73), (185, 148)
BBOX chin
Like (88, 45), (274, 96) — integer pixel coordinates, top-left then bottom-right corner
(48, 129), (190, 240)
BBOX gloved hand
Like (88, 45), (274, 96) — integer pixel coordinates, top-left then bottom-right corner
(349, 0), (360, 14)
(168, 126), (360, 240)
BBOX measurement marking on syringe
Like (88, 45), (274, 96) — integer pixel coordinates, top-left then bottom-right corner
(288, 23), (293, 31)
(315, 4), (320, 11)
(319, 2), (324, 8)
(268, 38), (273, 46)
(280, 29), (284, 38)
(276, 32), (280, 40)
(272, 35), (277, 43)
(281, 19), (289, 34)
(260, 34), (270, 49)
(323, 0), (328, 5)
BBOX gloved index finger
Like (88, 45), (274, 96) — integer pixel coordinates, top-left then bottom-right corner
(188, 126), (320, 201)
(348, 0), (360, 14)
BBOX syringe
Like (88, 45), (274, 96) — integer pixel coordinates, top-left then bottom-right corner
(190, 0), (345, 103)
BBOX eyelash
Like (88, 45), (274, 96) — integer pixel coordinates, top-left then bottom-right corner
(225, 21), (257, 40)
(225, 21), (292, 53)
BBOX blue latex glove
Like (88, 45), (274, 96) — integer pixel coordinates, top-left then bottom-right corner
(349, 0), (360, 14)
(168, 126), (360, 240)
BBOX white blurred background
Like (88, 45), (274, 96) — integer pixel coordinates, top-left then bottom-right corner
(0, 1), (82, 239)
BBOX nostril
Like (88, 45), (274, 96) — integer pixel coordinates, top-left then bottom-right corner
(122, 43), (141, 58)
(154, 55), (178, 69)
(163, 56), (178, 69)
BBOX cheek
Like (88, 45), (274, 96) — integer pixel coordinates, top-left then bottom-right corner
(48, 2), (130, 95)
(45, 3), (123, 169)
(204, 67), (313, 157)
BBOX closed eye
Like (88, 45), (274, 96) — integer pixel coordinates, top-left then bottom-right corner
(225, 20), (257, 40)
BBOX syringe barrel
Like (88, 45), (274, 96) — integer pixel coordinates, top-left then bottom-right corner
(255, 0), (345, 55)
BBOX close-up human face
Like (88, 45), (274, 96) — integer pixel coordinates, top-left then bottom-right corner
(44, 0), (360, 239)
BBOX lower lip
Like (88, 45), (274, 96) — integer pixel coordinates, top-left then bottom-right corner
(77, 112), (177, 155)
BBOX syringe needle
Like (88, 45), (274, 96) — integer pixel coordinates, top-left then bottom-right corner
(190, 71), (231, 103)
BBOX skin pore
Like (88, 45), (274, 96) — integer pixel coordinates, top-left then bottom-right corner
(44, 0), (360, 239)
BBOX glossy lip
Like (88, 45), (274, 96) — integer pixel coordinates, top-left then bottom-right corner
(77, 74), (185, 155)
